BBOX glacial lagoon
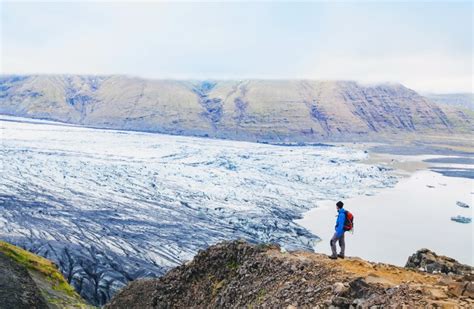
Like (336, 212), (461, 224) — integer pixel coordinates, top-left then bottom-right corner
(297, 167), (473, 266)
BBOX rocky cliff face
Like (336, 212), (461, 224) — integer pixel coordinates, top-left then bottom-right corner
(0, 241), (92, 309)
(0, 251), (48, 309)
(1, 75), (472, 142)
(105, 241), (473, 308)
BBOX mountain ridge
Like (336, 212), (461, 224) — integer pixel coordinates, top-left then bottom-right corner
(1, 75), (472, 143)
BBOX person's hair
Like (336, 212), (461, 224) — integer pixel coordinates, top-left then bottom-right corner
(336, 201), (344, 208)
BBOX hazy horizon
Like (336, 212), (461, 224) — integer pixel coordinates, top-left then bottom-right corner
(2, 1), (473, 93)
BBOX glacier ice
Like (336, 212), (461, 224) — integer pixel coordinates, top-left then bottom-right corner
(0, 116), (397, 305)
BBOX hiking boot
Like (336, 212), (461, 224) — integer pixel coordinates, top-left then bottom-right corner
(337, 254), (345, 259)
(329, 255), (338, 260)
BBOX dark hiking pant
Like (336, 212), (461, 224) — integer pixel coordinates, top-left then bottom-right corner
(330, 233), (345, 257)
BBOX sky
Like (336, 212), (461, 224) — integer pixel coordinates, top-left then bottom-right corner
(1, 1), (472, 93)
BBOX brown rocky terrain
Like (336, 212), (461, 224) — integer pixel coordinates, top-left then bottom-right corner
(1, 75), (472, 143)
(105, 241), (473, 308)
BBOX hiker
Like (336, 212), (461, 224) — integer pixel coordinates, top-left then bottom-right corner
(329, 201), (353, 259)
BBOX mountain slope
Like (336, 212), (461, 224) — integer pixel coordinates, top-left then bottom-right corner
(1, 75), (472, 142)
(425, 93), (474, 111)
(0, 241), (92, 308)
(105, 241), (473, 308)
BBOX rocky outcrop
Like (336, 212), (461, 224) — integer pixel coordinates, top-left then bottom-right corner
(0, 241), (92, 308)
(105, 241), (474, 308)
(405, 249), (474, 300)
(1, 75), (472, 142)
(405, 248), (473, 276)
(0, 252), (48, 309)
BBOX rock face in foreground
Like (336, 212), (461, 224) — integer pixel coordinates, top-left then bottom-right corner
(106, 241), (473, 308)
(0, 241), (92, 309)
(0, 252), (48, 309)
(1, 75), (472, 142)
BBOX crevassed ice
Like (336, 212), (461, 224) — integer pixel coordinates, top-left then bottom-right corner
(0, 117), (397, 305)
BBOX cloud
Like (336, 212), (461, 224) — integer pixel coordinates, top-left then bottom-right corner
(306, 51), (472, 93)
(1, 1), (472, 93)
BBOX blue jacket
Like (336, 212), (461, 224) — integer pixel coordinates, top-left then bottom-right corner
(335, 208), (346, 237)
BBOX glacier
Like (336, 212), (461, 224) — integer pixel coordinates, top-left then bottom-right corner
(0, 116), (397, 305)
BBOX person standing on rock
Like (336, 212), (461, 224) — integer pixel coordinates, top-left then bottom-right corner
(330, 201), (347, 259)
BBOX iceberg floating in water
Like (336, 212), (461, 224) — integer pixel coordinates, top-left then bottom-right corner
(450, 216), (472, 224)
(456, 201), (470, 208)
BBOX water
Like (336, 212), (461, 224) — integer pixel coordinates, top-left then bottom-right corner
(297, 169), (473, 266)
